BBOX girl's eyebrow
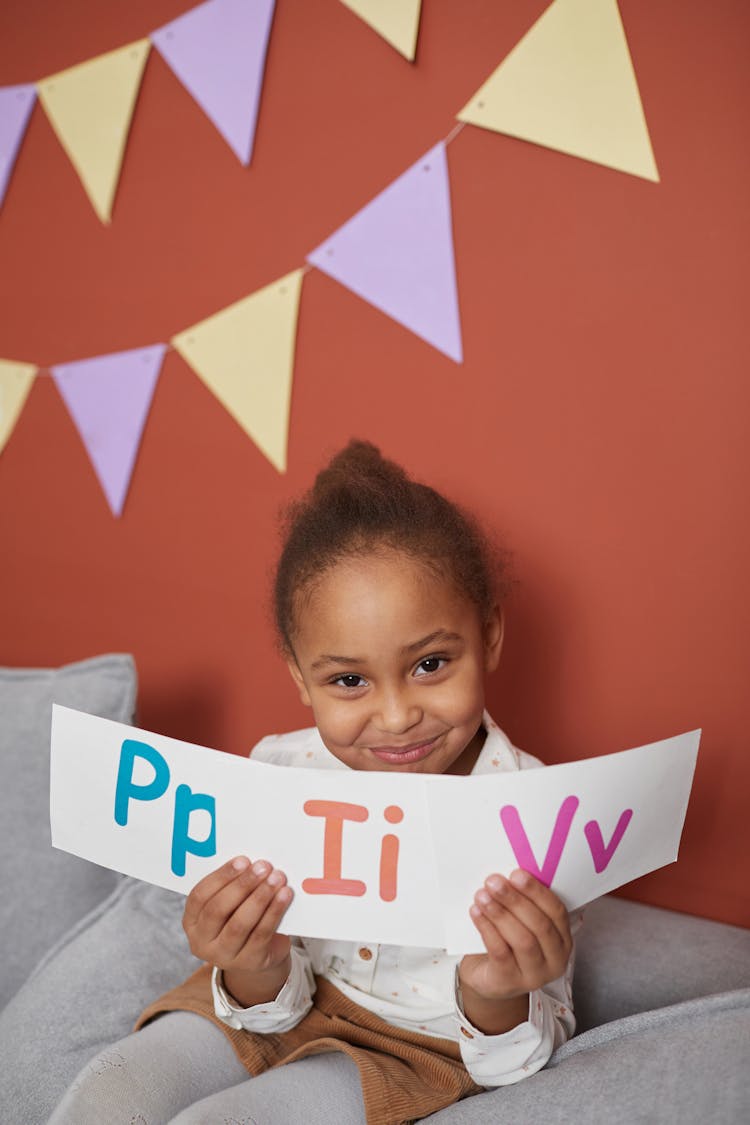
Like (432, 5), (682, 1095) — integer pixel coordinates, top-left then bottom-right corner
(310, 654), (362, 671)
(401, 630), (462, 654)
(310, 631), (463, 672)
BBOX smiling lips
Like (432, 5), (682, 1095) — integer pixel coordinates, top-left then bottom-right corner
(368, 735), (440, 765)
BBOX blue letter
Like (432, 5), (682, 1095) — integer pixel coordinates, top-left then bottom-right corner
(114, 740), (171, 827)
(171, 784), (216, 877)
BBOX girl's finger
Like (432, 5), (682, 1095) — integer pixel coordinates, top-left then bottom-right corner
(206, 868), (286, 958)
(183, 856), (252, 928)
(476, 881), (572, 989)
(235, 875), (293, 959)
(481, 875), (569, 967)
(469, 902), (517, 969)
(184, 858), (272, 941)
(507, 870), (572, 948)
(472, 886), (548, 981)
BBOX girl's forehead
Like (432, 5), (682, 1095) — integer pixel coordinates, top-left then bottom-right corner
(293, 551), (481, 648)
(314, 550), (452, 600)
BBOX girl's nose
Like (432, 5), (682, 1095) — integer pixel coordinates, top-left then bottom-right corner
(374, 687), (421, 735)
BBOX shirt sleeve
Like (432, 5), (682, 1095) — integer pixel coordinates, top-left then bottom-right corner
(211, 943), (316, 1033)
(454, 925), (578, 1087)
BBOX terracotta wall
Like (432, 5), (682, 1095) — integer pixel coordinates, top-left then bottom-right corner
(1, 1), (748, 927)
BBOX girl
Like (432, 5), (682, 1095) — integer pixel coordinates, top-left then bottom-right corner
(49, 442), (575, 1125)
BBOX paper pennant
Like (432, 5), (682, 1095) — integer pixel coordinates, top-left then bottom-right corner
(307, 143), (462, 362)
(457, 0), (659, 183)
(152, 0), (276, 165)
(0, 360), (37, 454)
(0, 84), (37, 208)
(339, 0), (422, 61)
(172, 269), (303, 472)
(37, 39), (150, 223)
(51, 345), (166, 517)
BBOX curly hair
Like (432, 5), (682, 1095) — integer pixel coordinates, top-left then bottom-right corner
(273, 440), (509, 652)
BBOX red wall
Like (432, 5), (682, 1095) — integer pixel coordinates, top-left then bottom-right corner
(1, 1), (748, 928)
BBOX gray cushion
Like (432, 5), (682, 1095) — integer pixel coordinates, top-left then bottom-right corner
(0, 654), (137, 1009)
(0, 880), (200, 1125)
(573, 895), (750, 1031)
(424, 988), (750, 1123)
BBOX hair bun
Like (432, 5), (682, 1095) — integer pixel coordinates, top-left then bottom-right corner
(311, 439), (407, 501)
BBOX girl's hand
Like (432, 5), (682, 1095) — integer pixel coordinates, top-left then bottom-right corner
(183, 856), (293, 995)
(458, 870), (571, 1033)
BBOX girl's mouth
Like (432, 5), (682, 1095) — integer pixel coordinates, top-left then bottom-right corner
(368, 736), (440, 765)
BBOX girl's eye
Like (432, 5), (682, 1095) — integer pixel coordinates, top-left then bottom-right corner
(414, 656), (446, 677)
(334, 674), (367, 689)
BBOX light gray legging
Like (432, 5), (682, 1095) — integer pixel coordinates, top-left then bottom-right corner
(47, 1010), (367, 1125)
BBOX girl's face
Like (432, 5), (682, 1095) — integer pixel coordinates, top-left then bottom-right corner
(286, 551), (503, 775)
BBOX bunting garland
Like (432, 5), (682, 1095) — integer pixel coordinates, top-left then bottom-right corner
(0, 0), (660, 516)
(0, 0), (657, 222)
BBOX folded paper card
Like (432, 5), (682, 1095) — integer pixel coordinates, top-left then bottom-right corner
(50, 706), (699, 953)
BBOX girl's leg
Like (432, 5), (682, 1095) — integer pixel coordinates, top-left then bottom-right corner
(47, 1011), (248, 1125)
(170, 1052), (366, 1125)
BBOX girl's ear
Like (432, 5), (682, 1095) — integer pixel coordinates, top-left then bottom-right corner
(483, 606), (504, 673)
(286, 657), (312, 707)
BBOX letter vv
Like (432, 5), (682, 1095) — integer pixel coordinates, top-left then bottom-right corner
(500, 799), (634, 885)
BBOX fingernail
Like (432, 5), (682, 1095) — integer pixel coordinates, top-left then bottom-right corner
(252, 860), (269, 876)
(267, 869), (284, 887)
(276, 886), (292, 904)
(476, 889), (491, 905)
(510, 869), (529, 888)
(486, 874), (505, 892)
(232, 856), (249, 872)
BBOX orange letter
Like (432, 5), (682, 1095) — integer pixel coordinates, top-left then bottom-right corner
(379, 805), (403, 902)
(302, 800), (368, 897)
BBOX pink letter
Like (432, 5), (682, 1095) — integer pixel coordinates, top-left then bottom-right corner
(499, 796), (579, 887)
(584, 809), (633, 873)
(302, 800), (368, 897)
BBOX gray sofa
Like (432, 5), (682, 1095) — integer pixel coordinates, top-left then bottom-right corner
(1, 655), (748, 1124)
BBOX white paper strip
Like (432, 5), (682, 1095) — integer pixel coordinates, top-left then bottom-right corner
(50, 706), (699, 952)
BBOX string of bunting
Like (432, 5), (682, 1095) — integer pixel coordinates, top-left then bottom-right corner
(0, 0), (659, 517)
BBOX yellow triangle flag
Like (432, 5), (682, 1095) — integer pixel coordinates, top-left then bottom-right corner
(172, 270), (304, 473)
(37, 39), (150, 222)
(0, 360), (37, 454)
(339, 0), (422, 61)
(457, 0), (658, 182)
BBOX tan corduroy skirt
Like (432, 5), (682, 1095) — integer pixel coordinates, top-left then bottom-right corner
(136, 966), (482, 1125)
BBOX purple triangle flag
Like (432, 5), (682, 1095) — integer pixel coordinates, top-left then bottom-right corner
(307, 142), (462, 362)
(151, 0), (275, 165)
(0, 84), (37, 208)
(51, 345), (166, 517)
